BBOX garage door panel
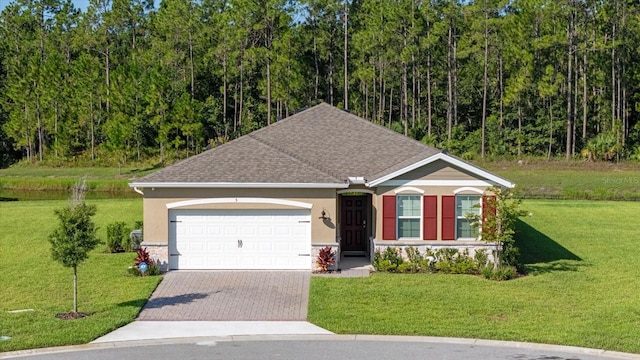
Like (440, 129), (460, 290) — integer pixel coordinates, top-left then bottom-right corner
(169, 209), (311, 270)
(207, 225), (223, 235)
(258, 226), (273, 236)
(257, 241), (273, 251)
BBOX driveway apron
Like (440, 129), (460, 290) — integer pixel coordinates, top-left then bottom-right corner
(136, 271), (310, 321)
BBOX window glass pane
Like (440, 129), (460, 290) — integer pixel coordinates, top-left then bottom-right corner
(398, 195), (420, 217)
(457, 219), (477, 238)
(456, 195), (480, 218)
(456, 195), (480, 239)
(398, 219), (420, 238)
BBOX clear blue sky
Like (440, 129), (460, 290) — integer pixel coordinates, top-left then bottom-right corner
(0, 0), (92, 13)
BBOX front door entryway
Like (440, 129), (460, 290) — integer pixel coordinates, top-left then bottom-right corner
(340, 195), (369, 256)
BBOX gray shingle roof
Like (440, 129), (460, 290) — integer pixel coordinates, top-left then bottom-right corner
(133, 103), (440, 185)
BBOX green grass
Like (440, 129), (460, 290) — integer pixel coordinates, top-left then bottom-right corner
(308, 200), (640, 353)
(0, 199), (160, 352)
(0, 166), (154, 178)
(478, 159), (640, 200)
(0, 166), (157, 194)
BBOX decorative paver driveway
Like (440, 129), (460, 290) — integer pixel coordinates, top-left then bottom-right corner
(137, 271), (310, 321)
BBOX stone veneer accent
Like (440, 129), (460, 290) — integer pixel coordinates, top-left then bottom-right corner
(140, 242), (169, 272)
(311, 243), (340, 271)
(373, 241), (498, 264)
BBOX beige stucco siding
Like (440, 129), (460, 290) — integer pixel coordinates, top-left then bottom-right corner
(399, 160), (479, 181)
(141, 187), (337, 246)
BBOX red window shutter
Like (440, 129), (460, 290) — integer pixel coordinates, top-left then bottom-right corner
(482, 195), (497, 238)
(382, 195), (396, 240)
(441, 195), (456, 240)
(423, 195), (437, 240)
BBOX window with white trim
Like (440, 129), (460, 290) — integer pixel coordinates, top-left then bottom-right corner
(397, 194), (421, 239)
(456, 195), (480, 239)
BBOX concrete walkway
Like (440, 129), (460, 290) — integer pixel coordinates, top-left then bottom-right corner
(92, 321), (332, 343)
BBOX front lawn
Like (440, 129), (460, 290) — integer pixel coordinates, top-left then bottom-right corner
(308, 200), (640, 354)
(0, 199), (160, 352)
(3, 198), (640, 354)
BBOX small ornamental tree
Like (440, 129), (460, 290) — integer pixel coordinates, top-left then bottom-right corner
(472, 186), (526, 270)
(49, 180), (101, 315)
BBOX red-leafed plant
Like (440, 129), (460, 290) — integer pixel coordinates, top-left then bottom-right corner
(130, 247), (160, 276)
(134, 247), (152, 268)
(316, 246), (336, 272)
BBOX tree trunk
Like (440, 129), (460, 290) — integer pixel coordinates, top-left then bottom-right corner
(343, 0), (348, 111)
(372, 65), (376, 121)
(573, 50), (578, 155)
(447, 22), (453, 141)
(90, 95), (95, 161)
(426, 15), (432, 136)
(25, 102), (32, 162)
(379, 65), (385, 124)
(223, 48), (228, 138)
(518, 99), (523, 157)
(388, 87), (393, 127)
(105, 48), (110, 116)
(267, 55), (272, 125)
(582, 37), (587, 141)
(38, 4), (45, 162)
(481, 0), (489, 158)
(403, 61), (408, 136)
(499, 56), (504, 128)
(329, 41), (334, 106)
(189, 32), (195, 99)
(239, 52), (244, 130)
(314, 35), (319, 99)
(453, 32), (458, 126)
(267, 18), (273, 125)
(411, 58), (416, 129)
(73, 266), (78, 313)
(54, 104), (58, 158)
(548, 98), (554, 160)
(611, 0), (618, 130)
(566, 4), (574, 161)
(36, 92), (43, 162)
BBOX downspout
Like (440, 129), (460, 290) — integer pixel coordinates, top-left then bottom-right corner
(133, 187), (144, 196)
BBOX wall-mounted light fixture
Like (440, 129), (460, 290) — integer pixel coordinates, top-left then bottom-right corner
(319, 209), (330, 220)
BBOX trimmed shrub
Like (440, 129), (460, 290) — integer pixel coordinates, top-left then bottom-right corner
(482, 265), (517, 281)
(106, 222), (129, 252)
(372, 247), (403, 272)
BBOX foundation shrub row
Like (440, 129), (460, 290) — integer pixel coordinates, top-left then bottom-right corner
(372, 246), (517, 280)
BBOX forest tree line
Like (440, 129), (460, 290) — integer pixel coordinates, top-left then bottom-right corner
(1, 0), (639, 168)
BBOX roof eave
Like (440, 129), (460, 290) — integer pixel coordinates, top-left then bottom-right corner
(366, 153), (515, 189)
(128, 182), (350, 189)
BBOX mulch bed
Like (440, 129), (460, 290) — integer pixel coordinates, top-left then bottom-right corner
(55, 312), (88, 320)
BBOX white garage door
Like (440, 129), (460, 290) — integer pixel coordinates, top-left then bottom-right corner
(169, 209), (311, 270)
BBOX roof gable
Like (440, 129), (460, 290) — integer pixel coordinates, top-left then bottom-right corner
(367, 152), (515, 188)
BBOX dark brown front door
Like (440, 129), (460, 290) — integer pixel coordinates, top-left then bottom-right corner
(341, 195), (368, 255)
